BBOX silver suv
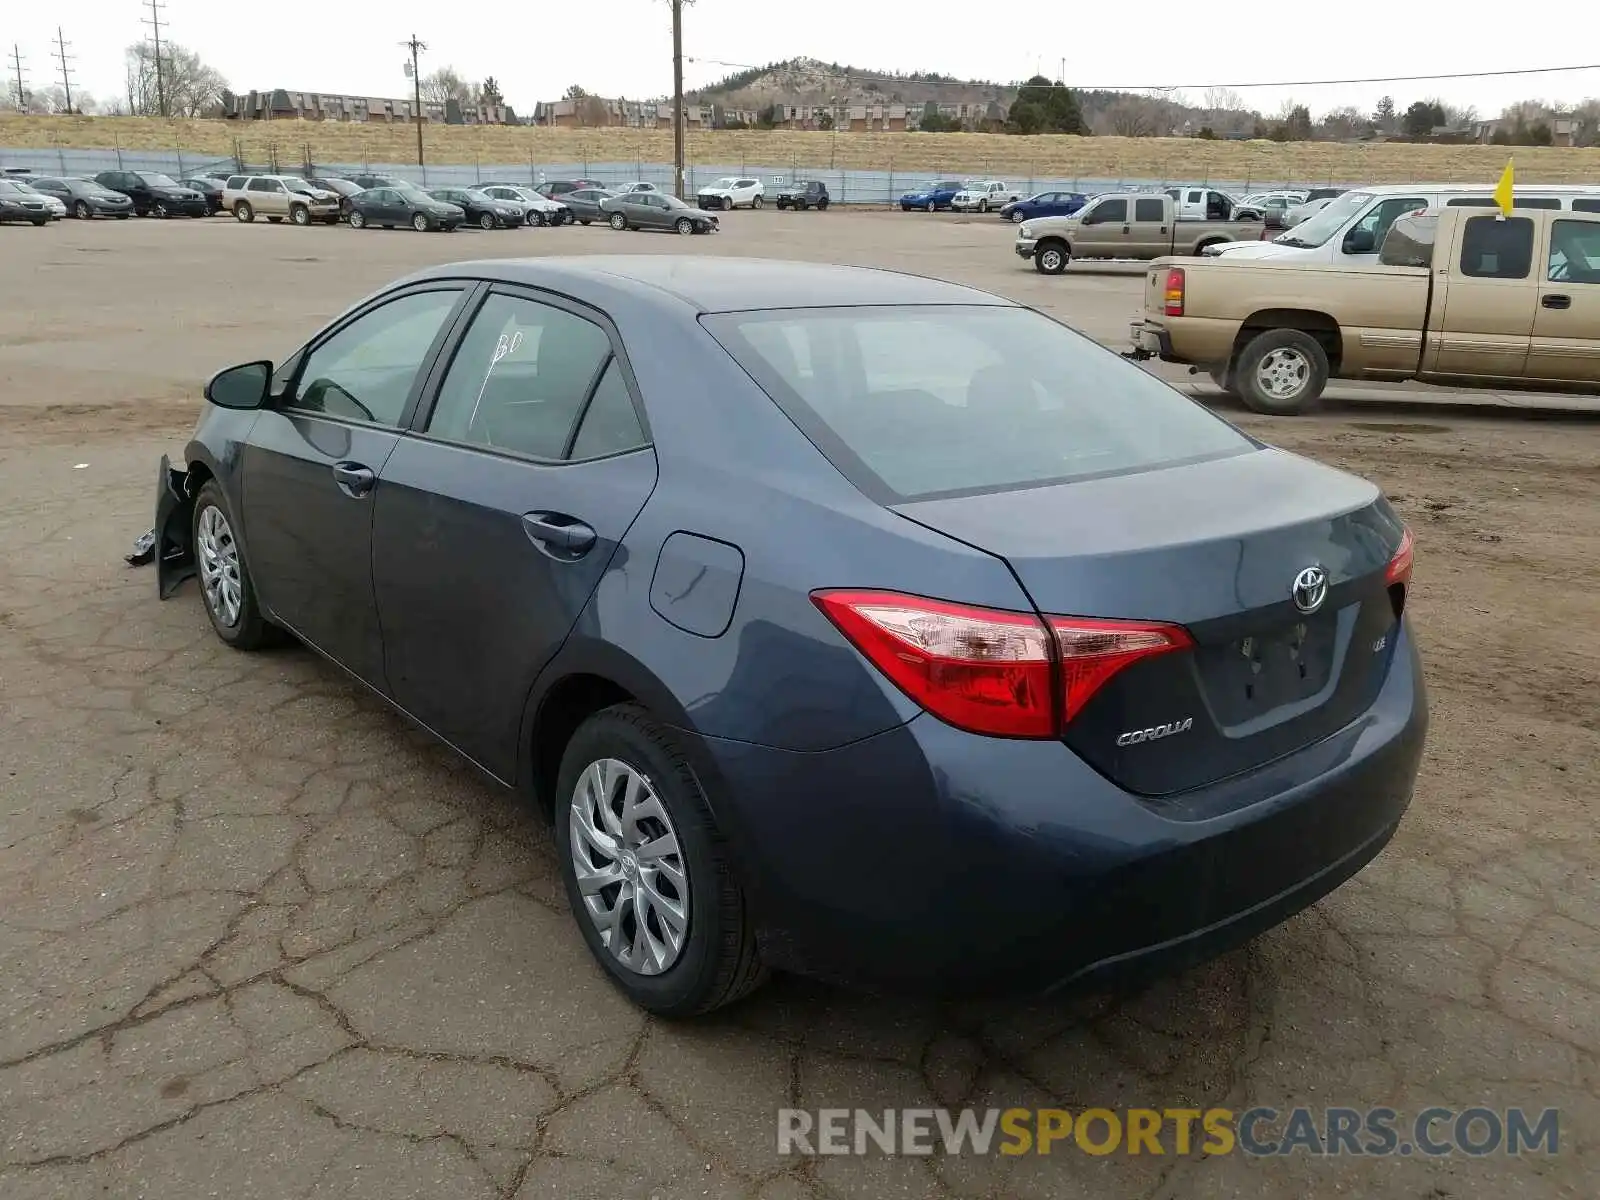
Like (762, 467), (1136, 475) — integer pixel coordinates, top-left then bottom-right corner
(223, 175), (342, 226)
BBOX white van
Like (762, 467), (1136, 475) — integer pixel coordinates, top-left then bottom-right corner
(1207, 183), (1600, 265)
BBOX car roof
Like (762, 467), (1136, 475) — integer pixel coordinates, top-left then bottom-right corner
(406, 256), (1012, 314)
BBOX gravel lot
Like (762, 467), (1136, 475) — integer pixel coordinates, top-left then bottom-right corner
(2, 211), (1596, 1200)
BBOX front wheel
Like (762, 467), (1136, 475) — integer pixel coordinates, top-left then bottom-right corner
(1235, 329), (1330, 415)
(152, 202), (168, 219)
(579, 218), (592, 226)
(479, 212), (496, 230)
(926, 200), (936, 213)
(555, 705), (767, 1015)
(74, 200), (92, 220)
(412, 212), (430, 232)
(1034, 242), (1069, 275)
(752, 195), (762, 209)
(192, 482), (278, 650)
(675, 217), (695, 235)
(979, 199), (989, 213)
(1010, 209), (1026, 223)
(348, 210), (367, 229)
(609, 212), (628, 230)
(722, 195), (733, 211)
(289, 205), (310, 226)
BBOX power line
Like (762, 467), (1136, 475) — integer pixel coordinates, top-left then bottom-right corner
(52, 27), (77, 115)
(683, 56), (1600, 95)
(141, 0), (168, 117)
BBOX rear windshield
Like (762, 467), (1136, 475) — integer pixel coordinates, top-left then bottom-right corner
(702, 305), (1252, 502)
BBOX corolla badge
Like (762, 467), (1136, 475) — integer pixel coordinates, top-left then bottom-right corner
(1117, 717), (1193, 747)
(1292, 565), (1329, 614)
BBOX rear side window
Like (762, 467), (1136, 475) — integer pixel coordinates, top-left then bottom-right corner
(703, 306), (1252, 502)
(1459, 216), (1534, 279)
(1134, 198), (1164, 222)
(1573, 199), (1600, 214)
(226, 175), (245, 189)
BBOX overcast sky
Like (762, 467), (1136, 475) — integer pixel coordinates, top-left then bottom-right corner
(8, 2), (1599, 120)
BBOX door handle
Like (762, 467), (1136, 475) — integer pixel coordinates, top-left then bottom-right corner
(1121, 225), (1131, 234)
(521, 512), (596, 556)
(1542, 294), (1572, 310)
(331, 461), (376, 498)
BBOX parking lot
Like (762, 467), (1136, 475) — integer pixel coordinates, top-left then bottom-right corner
(2, 209), (1596, 1199)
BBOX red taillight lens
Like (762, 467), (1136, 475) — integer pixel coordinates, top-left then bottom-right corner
(812, 590), (1191, 738)
(1386, 527), (1414, 586)
(1048, 616), (1194, 721)
(1163, 267), (1186, 316)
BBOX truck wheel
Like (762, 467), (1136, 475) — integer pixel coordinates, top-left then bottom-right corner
(1034, 241), (1069, 275)
(1236, 329), (1329, 415)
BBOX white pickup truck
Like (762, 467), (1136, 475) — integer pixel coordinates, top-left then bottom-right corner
(952, 181), (1024, 213)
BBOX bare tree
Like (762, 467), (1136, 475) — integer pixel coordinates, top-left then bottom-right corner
(24, 84), (96, 114)
(419, 66), (474, 107)
(1572, 98), (1600, 147)
(1103, 96), (1156, 137)
(1441, 102), (1478, 129)
(1318, 105), (1368, 141)
(1204, 86), (1245, 114)
(124, 42), (228, 117)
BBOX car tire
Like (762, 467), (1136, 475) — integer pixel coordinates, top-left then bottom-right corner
(926, 200), (936, 213)
(152, 202), (168, 219)
(115, 214), (130, 220)
(412, 212), (430, 232)
(348, 210), (366, 229)
(1235, 329), (1329, 415)
(817, 198), (828, 210)
(555, 704), (767, 1016)
(289, 205), (310, 226)
(721, 195), (733, 211)
(1011, 210), (1026, 223)
(579, 218), (591, 226)
(979, 199), (989, 213)
(74, 200), (92, 220)
(609, 212), (628, 230)
(479, 212), (495, 229)
(1034, 241), (1069, 275)
(233, 200), (255, 223)
(31, 217), (48, 226)
(192, 481), (278, 651)
(752, 195), (762, 208)
(675, 217), (695, 235)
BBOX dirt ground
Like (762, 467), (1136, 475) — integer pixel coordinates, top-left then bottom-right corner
(1, 211), (1596, 1200)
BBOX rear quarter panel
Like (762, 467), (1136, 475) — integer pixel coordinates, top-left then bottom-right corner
(1152, 259), (1432, 374)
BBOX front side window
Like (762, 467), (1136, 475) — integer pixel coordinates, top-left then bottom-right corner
(1459, 216), (1534, 279)
(1353, 197), (1428, 250)
(426, 293), (614, 460)
(704, 305), (1252, 502)
(1547, 220), (1600, 284)
(1086, 199), (1127, 224)
(291, 290), (462, 426)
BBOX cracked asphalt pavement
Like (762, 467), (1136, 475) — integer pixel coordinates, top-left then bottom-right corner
(2, 213), (1596, 1199)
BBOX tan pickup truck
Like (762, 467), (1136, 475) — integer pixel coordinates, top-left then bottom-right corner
(1015, 193), (1266, 273)
(1127, 206), (1600, 413)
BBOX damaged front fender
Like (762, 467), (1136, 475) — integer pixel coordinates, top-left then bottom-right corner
(155, 455), (198, 600)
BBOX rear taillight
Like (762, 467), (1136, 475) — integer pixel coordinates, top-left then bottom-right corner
(1163, 267), (1186, 316)
(811, 590), (1191, 739)
(1386, 526), (1414, 619)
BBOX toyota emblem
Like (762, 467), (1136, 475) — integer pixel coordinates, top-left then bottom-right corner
(1292, 565), (1329, 614)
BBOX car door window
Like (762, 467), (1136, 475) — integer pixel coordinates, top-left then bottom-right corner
(1087, 199), (1126, 224)
(426, 293), (614, 460)
(568, 359), (648, 459)
(1547, 220), (1600, 284)
(1459, 216), (1534, 279)
(291, 290), (462, 427)
(1355, 198), (1428, 248)
(1134, 198), (1165, 222)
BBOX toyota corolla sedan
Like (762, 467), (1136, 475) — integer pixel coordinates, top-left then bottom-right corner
(151, 257), (1427, 1016)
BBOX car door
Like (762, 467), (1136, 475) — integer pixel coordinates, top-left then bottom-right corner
(241, 285), (470, 684)
(1075, 197), (1128, 256)
(1528, 216), (1600, 385)
(634, 194), (664, 228)
(248, 177), (283, 217)
(371, 286), (658, 779)
(1128, 196), (1170, 255)
(1428, 214), (1537, 379)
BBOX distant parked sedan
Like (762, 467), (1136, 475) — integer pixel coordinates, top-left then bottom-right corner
(14, 181), (66, 219)
(153, 256), (1425, 1016)
(600, 190), (718, 234)
(999, 190), (1089, 223)
(479, 184), (571, 226)
(345, 187), (463, 232)
(181, 176), (227, 215)
(535, 179), (608, 199)
(0, 180), (53, 224)
(899, 180), (965, 212)
(428, 187), (525, 229)
(21, 176), (134, 219)
(562, 188), (618, 225)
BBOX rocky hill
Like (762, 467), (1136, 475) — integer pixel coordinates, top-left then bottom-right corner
(690, 58), (1013, 108)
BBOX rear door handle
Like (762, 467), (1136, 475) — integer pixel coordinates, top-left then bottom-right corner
(522, 512), (596, 556)
(332, 461), (375, 497)
(1542, 294), (1572, 309)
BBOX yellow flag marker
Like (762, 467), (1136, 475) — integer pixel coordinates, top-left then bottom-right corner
(1493, 158), (1515, 218)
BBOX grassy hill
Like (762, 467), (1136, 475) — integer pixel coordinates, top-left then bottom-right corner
(4, 114), (1596, 185)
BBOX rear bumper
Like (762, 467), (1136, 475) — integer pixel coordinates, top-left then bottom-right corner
(1126, 320), (1174, 361)
(694, 621), (1427, 998)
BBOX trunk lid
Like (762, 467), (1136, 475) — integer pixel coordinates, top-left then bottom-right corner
(891, 447), (1408, 796)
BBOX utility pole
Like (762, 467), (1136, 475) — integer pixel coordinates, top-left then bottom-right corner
(670, 0), (685, 198)
(402, 35), (427, 167)
(52, 28), (76, 114)
(8, 45), (26, 112)
(141, 0), (167, 117)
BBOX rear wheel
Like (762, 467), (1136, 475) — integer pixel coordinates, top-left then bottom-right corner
(1235, 329), (1329, 415)
(817, 197), (829, 210)
(555, 705), (766, 1015)
(609, 212), (628, 230)
(579, 218), (592, 226)
(348, 210), (366, 229)
(234, 201), (254, 223)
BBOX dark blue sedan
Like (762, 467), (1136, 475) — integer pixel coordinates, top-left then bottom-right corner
(152, 257), (1427, 1015)
(898, 180), (965, 211)
(1000, 190), (1090, 223)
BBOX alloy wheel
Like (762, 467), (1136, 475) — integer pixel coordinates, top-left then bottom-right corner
(1254, 348), (1311, 401)
(569, 758), (690, 976)
(196, 505), (243, 629)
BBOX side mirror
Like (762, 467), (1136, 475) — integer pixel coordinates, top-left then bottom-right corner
(205, 360), (272, 410)
(1344, 228), (1377, 254)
